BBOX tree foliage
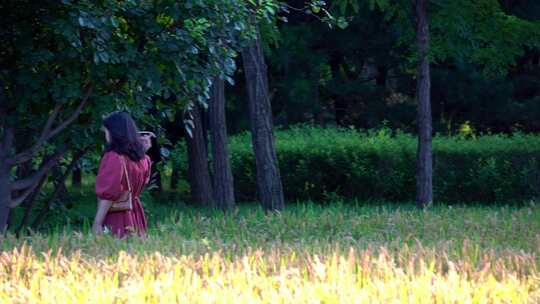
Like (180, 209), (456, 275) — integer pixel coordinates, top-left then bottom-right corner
(0, 0), (264, 230)
(254, 0), (540, 132)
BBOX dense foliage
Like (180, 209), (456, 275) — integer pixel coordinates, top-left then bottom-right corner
(0, 0), (265, 229)
(223, 0), (540, 134)
(171, 127), (540, 203)
(1, 0), (257, 142)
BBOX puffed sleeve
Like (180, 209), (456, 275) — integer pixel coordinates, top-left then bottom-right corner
(95, 152), (126, 201)
(144, 155), (152, 185)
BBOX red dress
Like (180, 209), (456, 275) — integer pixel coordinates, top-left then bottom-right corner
(95, 151), (152, 238)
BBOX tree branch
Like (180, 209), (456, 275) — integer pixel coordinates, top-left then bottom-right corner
(31, 147), (89, 230)
(47, 86), (93, 139)
(9, 103), (62, 165)
(10, 186), (36, 208)
(13, 86), (93, 165)
(10, 148), (66, 193)
(15, 170), (49, 236)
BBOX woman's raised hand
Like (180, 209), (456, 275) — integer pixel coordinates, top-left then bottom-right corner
(140, 135), (152, 153)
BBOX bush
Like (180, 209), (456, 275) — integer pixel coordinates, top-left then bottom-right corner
(173, 126), (540, 203)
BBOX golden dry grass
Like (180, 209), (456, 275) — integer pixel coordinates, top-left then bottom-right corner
(2, 203), (539, 303)
(1, 243), (538, 303)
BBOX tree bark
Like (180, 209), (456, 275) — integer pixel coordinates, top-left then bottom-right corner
(209, 77), (235, 210)
(414, 0), (433, 208)
(146, 137), (163, 194)
(242, 29), (285, 211)
(0, 165), (11, 233)
(0, 128), (14, 233)
(72, 165), (82, 187)
(170, 162), (179, 189)
(52, 165), (68, 202)
(185, 104), (214, 207)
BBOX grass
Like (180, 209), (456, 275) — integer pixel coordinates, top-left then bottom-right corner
(2, 195), (540, 303)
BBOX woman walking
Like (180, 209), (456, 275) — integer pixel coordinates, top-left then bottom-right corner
(92, 111), (152, 238)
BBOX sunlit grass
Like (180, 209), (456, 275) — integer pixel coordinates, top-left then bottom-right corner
(2, 202), (539, 303)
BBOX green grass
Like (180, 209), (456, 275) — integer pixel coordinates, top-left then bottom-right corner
(5, 187), (540, 262)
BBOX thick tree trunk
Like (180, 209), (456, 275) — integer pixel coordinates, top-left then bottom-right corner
(201, 107), (210, 160)
(414, 0), (433, 208)
(185, 104), (214, 207)
(0, 129), (13, 233)
(242, 30), (285, 211)
(209, 77), (235, 210)
(0, 163), (11, 233)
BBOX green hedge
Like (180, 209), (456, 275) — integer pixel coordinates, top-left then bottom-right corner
(173, 127), (540, 203)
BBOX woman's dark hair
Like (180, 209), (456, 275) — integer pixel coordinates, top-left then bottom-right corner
(103, 111), (145, 161)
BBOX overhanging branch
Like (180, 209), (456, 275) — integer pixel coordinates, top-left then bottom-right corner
(47, 86), (93, 139)
(13, 86), (93, 165)
(31, 147), (90, 230)
(15, 103), (62, 162)
(10, 148), (66, 193)
(10, 182), (40, 208)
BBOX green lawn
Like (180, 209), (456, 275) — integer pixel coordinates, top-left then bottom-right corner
(5, 187), (540, 258)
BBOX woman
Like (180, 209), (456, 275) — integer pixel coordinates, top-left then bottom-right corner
(92, 111), (152, 238)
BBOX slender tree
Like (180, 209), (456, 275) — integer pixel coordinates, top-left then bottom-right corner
(209, 78), (235, 210)
(242, 28), (285, 211)
(414, 0), (433, 208)
(185, 104), (214, 207)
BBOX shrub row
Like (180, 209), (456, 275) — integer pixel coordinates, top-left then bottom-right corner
(173, 126), (540, 203)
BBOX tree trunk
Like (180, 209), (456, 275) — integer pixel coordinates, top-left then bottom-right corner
(72, 165), (82, 187)
(170, 162), (179, 190)
(0, 164), (11, 233)
(185, 104), (214, 207)
(146, 138), (163, 194)
(0, 129), (13, 233)
(329, 60), (348, 127)
(52, 165), (68, 202)
(376, 66), (388, 88)
(152, 169), (162, 193)
(209, 77), (235, 210)
(201, 107), (210, 160)
(242, 29), (285, 211)
(414, 0), (433, 208)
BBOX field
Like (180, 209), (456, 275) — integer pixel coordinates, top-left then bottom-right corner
(2, 201), (540, 303)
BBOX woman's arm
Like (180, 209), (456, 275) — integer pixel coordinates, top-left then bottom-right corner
(92, 199), (112, 235)
(140, 135), (153, 185)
